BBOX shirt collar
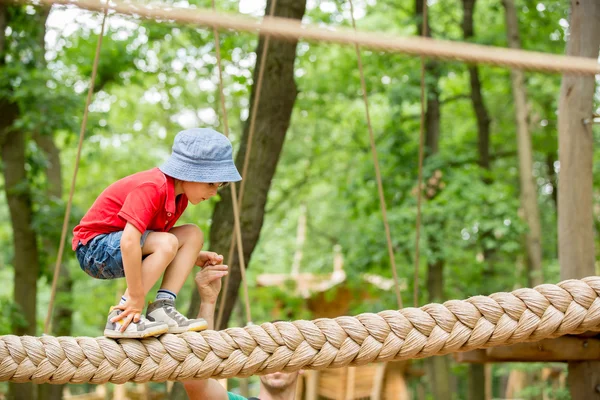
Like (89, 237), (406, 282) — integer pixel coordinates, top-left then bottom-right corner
(165, 173), (176, 214)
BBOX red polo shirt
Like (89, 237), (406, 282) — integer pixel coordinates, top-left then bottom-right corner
(72, 168), (188, 250)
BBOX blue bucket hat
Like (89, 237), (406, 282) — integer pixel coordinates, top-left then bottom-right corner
(159, 128), (242, 183)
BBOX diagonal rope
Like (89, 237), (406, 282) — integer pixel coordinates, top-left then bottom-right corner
(216, 0), (278, 330)
(33, 0), (600, 75)
(44, 2), (109, 335)
(347, 0), (402, 309)
(211, 0), (252, 324)
(413, 0), (428, 308)
(5, 277), (600, 384)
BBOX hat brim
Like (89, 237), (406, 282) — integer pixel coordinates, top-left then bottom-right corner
(159, 156), (242, 183)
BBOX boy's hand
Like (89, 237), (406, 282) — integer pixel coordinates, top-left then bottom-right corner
(195, 264), (228, 304)
(195, 251), (224, 267)
(112, 295), (145, 331)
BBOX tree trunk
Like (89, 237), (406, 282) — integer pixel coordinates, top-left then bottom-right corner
(0, 6), (7, 57)
(502, 0), (543, 287)
(174, 1), (307, 397)
(1, 6), (50, 399)
(1, 43), (39, 400)
(0, 101), (39, 400)
(557, 1), (600, 398)
(462, 0), (491, 171)
(0, 126), (40, 400)
(35, 133), (72, 400)
(425, 258), (452, 399)
(209, 0), (307, 329)
(462, 2), (493, 397)
(415, 0), (451, 397)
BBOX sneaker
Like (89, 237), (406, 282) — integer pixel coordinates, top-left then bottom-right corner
(146, 299), (208, 334)
(104, 307), (169, 339)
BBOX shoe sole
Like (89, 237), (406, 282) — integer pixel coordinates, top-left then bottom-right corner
(103, 325), (169, 339)
(167, 320), (209, 334)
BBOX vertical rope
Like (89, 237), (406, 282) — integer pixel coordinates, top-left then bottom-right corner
(44, 3), (109, 334)
(414, 0), (428, 307)
(211, 0), (252, 324)
(216, 0), (277, 329)
(348, 0), (402, 309)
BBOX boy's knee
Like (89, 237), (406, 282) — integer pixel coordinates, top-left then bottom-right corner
(160, 233), (179, 259)
(180, 224), (204, 247)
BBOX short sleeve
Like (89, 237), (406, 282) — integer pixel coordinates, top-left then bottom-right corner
(117, 183), (162, 234)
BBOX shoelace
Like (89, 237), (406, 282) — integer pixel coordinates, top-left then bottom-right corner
(164, 305), (189, 324)
(135, 315), (151, 324)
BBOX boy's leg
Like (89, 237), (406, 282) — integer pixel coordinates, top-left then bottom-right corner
(160, 224), (204, 293)
(146, 224), (207, 333)
(105, 231), (179, 339)
(122, 232), (179, 299)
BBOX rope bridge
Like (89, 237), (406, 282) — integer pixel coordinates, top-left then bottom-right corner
(35, 0), (600, 75)
(1, 277), (599, 384)
(5, 0), (598, 387)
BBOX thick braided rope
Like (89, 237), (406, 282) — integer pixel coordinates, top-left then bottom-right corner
(1, 277), (600, 384)
(32, 0), (600, 75)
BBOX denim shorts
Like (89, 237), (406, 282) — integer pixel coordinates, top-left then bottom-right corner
(75, 230), (151, 280)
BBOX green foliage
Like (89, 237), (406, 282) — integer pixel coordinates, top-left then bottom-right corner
(0, 0), (589, 398)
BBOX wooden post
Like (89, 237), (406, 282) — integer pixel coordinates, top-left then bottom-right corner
(567, 362), (600, 399)
(468, 364), (486, 400)
(370, 363), (387, 400)
(305, 370), (319, 400)
(558, 3), (599, 280)
(345, 367), (356, 400)
(113, 384), (127, 400)
(485, 364), (492, 400)
(456, 337), (600, 363)
(557, 0), (600, 398)
(295, 374), (304, 400)
(503, 0), (543, 286)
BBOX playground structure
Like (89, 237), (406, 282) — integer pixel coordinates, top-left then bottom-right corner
(0, 0), (598, 399)
(257, 240), (418, 399)
(1, 277), (599, 384)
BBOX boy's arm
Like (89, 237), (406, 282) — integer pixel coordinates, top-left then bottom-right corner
(112, 222), (145, 329)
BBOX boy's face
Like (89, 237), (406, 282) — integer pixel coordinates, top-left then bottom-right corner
(182, 181), (221, 204)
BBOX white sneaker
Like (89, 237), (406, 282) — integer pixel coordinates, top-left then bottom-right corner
(146, 299), (208, 334)
(104, 307), (169, 339)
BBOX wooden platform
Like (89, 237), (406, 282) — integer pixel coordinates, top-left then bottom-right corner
(454, 335), (600, 363)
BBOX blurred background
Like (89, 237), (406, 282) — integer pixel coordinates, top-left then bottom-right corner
(0, 0), (597, 398)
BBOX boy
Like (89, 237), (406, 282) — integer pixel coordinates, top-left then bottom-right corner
(72, 128), (241, 338)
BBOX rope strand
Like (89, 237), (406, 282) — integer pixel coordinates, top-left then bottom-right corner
(211, 0), (252, 324)
(33, 0), (600, 75)
(216, 0), (278, 330)
(348, 0), (402, 309)
(5, 277), (599, 384)
(413, 0), (428, 308)
(44, 2), (109, 334)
